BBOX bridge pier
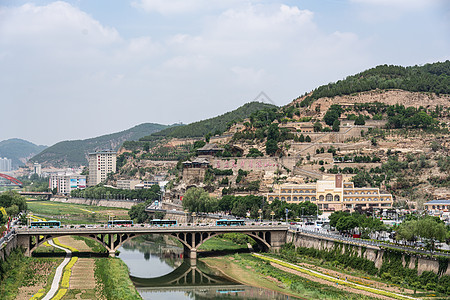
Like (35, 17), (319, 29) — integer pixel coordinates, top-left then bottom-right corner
(109, 250), (116, 257)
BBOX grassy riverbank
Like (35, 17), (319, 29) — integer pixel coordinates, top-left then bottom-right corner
(201, 253), (380, 300)
(96, 257), (142, 300)
(0, 248), (61, 300)
(26, 200), (129, 224)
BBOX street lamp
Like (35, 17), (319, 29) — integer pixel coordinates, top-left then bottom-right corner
(184, 209), (188, 224)
(285, 208), (289, 224)
(270, 211), (275, 223)
(258, 209), (262, 223)
(192, 212), (197, 224)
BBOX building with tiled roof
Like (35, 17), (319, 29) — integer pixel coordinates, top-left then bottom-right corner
(266, 174), (393, 214)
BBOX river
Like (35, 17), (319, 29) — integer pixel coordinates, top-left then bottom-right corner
(118, 235), (299, 300)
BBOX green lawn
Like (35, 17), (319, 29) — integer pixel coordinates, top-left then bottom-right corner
(26, 201), (130, 225)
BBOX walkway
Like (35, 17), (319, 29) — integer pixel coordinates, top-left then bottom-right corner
(41, 240), (72, 300)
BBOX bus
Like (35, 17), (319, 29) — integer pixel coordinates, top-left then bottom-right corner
(216, 219), (245, 226)
(30, 221), (61, 228)
(150, 219), (177, 227)
(108, 220), (133, 227)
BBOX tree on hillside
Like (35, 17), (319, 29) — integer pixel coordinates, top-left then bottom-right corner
(332, 119), (340, 132)
(354, 115), (366, 125)
(265, 139), (279, 156)
(182, 187), (218, 213)
(313, 122), (322, 132)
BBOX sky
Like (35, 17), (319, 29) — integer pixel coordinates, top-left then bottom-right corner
(0, 0), (449, 146)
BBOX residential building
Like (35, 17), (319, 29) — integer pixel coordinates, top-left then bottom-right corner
(117, 179), (142, 190)
(266, 174), (393, 214)
(49, 174), (86, 195)
(0, 157), (12, 172)
(33, 163), (42, 176)
(88, 150), (116, 186)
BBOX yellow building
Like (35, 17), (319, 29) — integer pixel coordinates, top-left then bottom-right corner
(266, 174), (393, 213)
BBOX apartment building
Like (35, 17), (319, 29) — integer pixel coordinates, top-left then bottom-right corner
(266, 174), (393, 213)
(117, 179), (142, 190)
(49, 174), (86, 195)
(88, 150), (116, 186)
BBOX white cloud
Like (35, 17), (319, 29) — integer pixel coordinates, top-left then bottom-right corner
(0, 1), (394, 144)
(132, 0), (250, 15)
(350, 0), (443, 9)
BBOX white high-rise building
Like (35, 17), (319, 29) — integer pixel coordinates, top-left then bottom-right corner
(49, 174), (87, 195)
(88, 150), (117, 186)
(0, 157), (12, 172)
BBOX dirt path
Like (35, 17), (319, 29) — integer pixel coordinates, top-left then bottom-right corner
(57, 236), (98, 294)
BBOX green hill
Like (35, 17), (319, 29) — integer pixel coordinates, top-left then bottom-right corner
(299, 60), (450, 107)
(139, 102), (277, 141)
(30, 123), (169, 167)
(0, 138), (47, 169)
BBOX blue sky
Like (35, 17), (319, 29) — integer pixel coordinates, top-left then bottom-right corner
(0, 0), (449, 145)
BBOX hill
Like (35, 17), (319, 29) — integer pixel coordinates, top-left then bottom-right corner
(0, 138), (47, 169)
(297, 60), (450, 107)
(139, 102), (277, 141)
(30, 123), (169, 167)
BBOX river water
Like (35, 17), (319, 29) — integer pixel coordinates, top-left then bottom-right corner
(118, 235), (299, 300)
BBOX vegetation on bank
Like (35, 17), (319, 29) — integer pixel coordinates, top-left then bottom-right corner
(95, 257), (142, 300)
(0, 248), (60, 300)
(70, 184), (161, 202)
(204, 252), (379, 300)
(275, 242), (450, 297)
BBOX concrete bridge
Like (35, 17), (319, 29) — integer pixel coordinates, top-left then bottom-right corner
(15, 225), (288, 259)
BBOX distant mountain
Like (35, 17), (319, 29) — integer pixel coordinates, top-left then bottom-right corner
(30, 123), (169, 167)
(297, 60), (450, 107)
(139, 102), (278, 141)
(0, 138), (47, 169)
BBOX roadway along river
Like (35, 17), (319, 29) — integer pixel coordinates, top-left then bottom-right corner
(118, 235), (299, 300)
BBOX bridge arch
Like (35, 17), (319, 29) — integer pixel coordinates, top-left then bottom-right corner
(27, 234), (110, 255)
(0, 173), (23, 187)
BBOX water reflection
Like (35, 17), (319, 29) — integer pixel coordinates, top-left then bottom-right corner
(119, 235), (299, 300)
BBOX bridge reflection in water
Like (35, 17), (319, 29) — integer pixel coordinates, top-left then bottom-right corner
(130, 260), (298, 300)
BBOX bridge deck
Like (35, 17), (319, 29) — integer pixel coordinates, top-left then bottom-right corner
(16, 225), (288, 235)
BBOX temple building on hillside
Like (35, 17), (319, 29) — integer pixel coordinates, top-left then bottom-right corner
(196, 143), (224, 157)
(266, 174), (393, 214)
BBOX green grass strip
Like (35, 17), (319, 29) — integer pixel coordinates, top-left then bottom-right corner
(53, 238), (79, 252)
(253, 253), (417, 300)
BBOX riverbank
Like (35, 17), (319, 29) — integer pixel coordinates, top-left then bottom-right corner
(200, 253), (383, 300)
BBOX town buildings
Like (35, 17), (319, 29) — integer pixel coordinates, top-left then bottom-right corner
(88, 150), (116, 186)
(266, 174), (393, 215)
(49, 174), (86, 195)
(0, 157), (12, 172)
(424, 199), (450, 218)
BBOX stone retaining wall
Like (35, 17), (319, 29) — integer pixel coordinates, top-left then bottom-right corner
(288, 231), (450, 276)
